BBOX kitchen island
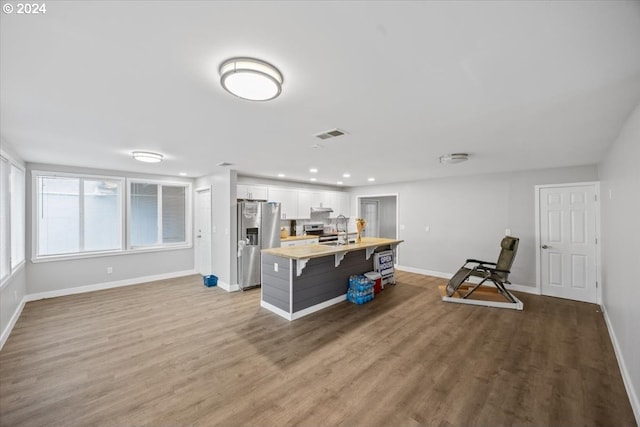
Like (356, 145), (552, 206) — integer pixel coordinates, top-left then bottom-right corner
(261, 237), (403, 320)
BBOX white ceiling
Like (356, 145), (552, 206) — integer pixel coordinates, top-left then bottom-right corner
(2, 1), (640, 187)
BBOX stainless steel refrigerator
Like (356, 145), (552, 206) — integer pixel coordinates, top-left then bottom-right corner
(237, 201), (281, 290)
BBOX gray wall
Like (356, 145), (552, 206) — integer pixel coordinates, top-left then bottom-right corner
(349, 165), (599, 288)
(25, 163), (195, 294)
(599, 102), (640, 419)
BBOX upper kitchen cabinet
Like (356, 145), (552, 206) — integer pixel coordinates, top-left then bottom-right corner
(297, 191), (312, 218)
(309, 191), (331, 209)
(268, 187), (298, 219)
(330, 191), (350, 218)
(237, 184), (268, 201)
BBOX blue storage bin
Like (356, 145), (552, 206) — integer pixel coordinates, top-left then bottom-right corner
(203, 275), (218, 287)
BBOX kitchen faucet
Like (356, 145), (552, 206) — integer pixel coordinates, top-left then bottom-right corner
(336, 214), (348, 245)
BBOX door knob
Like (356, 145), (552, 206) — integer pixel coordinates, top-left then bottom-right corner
(541, 244), (550, 249)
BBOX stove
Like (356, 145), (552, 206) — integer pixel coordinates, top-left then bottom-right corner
(303, 223), (338, 243)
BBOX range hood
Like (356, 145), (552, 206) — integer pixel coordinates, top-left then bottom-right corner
(310, 206), (334, 213)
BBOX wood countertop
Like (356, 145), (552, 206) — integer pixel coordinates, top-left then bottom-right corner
(263, 237), (403, 260)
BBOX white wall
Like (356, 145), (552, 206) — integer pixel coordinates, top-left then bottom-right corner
(599, 102), (640, 421)
(350, 165), (598, 288)
(25, 163), (195, 295)
(0, 140), (26, 348)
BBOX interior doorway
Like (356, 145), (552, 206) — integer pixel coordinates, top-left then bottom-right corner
(357, 194), (398, 239)
(195, 186), (213, 276)
(535, 182), (600, 304)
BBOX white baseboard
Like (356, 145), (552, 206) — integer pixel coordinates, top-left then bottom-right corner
(602, 305), (640, 424)
(25, 269), (198, 302)
(395, 265), (539, 295)
(217, 281), (240, 292)
(261, 294), (347, 321)
(0, 296), (26, 351)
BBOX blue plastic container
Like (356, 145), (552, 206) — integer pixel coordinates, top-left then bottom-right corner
(203, 275), (218, 287)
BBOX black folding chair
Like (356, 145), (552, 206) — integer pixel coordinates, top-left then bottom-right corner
(446, 236), (519, 303)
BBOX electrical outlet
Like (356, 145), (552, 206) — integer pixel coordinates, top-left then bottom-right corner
(107, 267), (113, 274)
(274, 263), (278, 272)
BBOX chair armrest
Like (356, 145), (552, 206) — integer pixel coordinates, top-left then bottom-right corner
(466, 259), (496, 265)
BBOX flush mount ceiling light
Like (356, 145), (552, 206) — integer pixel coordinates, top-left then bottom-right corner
(219, 57), (283, 101)
(132, 151), (163, 163)
(439, 153), (469, 164)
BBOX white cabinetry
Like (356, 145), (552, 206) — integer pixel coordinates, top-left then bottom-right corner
(280, 237), (319, 247)
(268, 187), (298, 219)
(297, 191), (312, 218)
(237, 184), (268, 200)
(330, 192), (350, 217)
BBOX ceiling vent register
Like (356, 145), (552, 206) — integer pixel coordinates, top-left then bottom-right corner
(314, 129), (346, 140)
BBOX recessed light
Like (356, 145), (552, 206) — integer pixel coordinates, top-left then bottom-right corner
(342, 173), (350, 178)
(219, 57), (283, 101)
(179, 172), (187, 176)
(132, 151), (163, 163)
(277, 173), (285, 178)
(310, 178), (317, 182)
(439, 153), (469, 164)
(337, 181), (343, 185)
(309, 168), (318, 173)
(368, 177), (375, 182)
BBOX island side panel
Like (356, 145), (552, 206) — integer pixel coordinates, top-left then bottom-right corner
(292, 250), (374, 313)
(261, 253), (291, 312)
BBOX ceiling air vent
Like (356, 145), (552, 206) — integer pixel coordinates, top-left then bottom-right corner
(314, 128), (347, 140)
(217, 162), (234, 167)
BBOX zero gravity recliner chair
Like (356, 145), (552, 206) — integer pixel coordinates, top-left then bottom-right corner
(444, 236), (523, 310)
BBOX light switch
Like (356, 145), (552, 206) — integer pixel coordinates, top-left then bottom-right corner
(400, 224), (405, 230)
(505, 228), (511, 236)
(274, 263), (278, 272)
(425, 226), (430, 232)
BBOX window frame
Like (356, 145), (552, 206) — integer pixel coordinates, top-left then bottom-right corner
(0, 152), (26, 288)
(31, 171), (193, 263)
(126, 178), (192, 251)
(31, 170), (127, 262)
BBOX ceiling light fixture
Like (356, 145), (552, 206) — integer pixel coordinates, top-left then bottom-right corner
(277, 173), (285, 178)
(219, 57), (283, 101)
(439, 153), (469, 164)
(337, 181), (343, 185)
(368, 177), (376, 182)
(342, 173), (351, 178)
(309, 168), (318, 173)
(132, 151), (163, 163)
(179, 172), (188, 177)
(310, 178), (317, 182)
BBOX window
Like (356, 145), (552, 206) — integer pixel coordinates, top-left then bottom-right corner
(10, 165), (25, 269)
(1, 154), (26, 283)
(129, 181), (190, 248)
(0, 157), (10, 281)
(35, 172), (123, 257)
(32, 172), (191, 261)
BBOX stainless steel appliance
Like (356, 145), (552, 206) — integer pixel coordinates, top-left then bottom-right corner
(237, 201), (281, 290)
(303, 223), (338, 244)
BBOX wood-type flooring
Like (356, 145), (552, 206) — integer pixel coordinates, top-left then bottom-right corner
(0, 271), (636, 426)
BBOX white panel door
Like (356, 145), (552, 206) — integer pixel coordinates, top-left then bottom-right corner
(360, 200), (380, 238)
(195, 187), (212, 276)
(539, 185), (597, 303)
